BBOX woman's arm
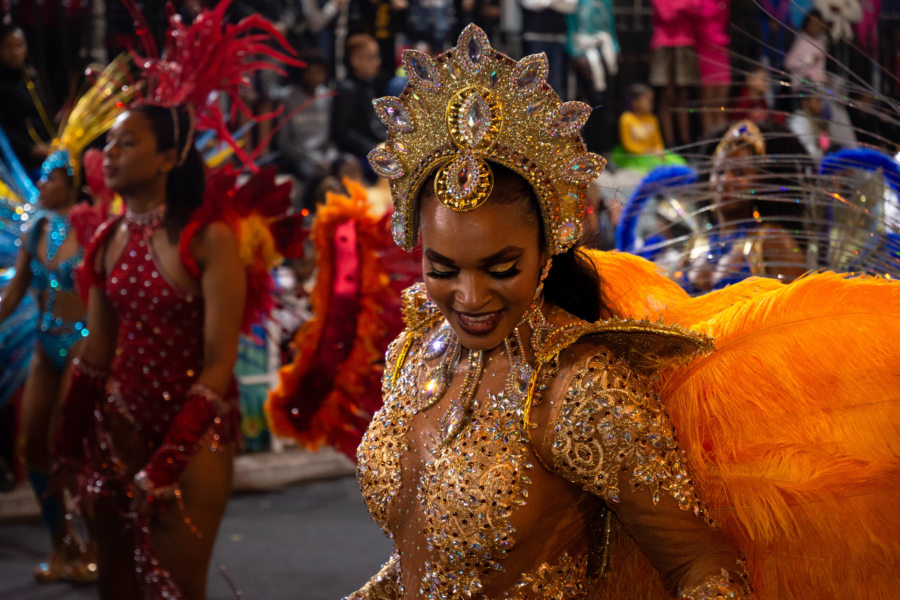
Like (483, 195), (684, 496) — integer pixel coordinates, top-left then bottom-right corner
(194, 222), (247, 396)
(136, 222), (246, 494)
(534, 349), (751, 598)
(0, 241), (32, 323)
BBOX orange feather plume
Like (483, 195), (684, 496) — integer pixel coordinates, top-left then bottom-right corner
(585, 252), (900, 598)
(265, 181), (409, 459)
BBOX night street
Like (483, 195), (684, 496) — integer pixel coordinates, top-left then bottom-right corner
(0, 476), (392, 600)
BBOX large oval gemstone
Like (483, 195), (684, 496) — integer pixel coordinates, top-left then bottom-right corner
(458, 93), (491, 146)
(368, 147), (405, 180)
(545, 102), (592, 137)
(373, 97), (414, 133)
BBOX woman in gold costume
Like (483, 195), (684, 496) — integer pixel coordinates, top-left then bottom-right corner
(349, 25), (751, 599)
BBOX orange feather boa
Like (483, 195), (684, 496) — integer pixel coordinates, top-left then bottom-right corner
(265, 181), (411, 459)
(586, 249), (900, 599)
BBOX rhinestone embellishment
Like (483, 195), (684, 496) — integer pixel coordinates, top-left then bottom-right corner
(369, 23), (609, 257)
(457, 24), (491, 73)
(403, 50), (442, 92)
(390, 212), (407, 246)
(368, 146), (405, 180)
(447, 87), (502, 153)
(561, 153), (607, 183)
(545, 102), (593, 137)
(511, 53), (549, 94)
(374, 97), (414, 133)
(435, 153), (494, 211)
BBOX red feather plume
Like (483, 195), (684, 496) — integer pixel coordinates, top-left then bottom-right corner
(120, 0), (305, 168)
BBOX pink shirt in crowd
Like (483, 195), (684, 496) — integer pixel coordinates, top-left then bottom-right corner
(650, 0), (698, 49)
(784, 31), (828, 85)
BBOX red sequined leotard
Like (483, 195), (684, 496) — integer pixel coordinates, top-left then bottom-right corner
(73, 207), (241, 597)
(91, 209), (240, 472)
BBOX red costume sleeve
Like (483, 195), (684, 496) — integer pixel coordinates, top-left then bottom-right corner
(137, 384), (231, 492)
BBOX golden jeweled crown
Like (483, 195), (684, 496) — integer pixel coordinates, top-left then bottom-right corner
(368, 24), (606, 255)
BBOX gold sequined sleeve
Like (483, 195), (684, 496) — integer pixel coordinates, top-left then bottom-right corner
(540, 350), (752, 598)
(344, 552), (403, 599)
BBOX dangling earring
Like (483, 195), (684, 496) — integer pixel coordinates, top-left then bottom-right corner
(533, 259), (552, 302)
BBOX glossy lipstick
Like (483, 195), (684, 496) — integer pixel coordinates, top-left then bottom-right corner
(455, 310), (503, 337)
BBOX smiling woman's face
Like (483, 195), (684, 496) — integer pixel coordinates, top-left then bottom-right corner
(418, 177), (545, 351)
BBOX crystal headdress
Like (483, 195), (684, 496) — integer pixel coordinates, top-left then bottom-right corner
(367, 24), (607, 255)
(42, 56), (135, 183)
(714, 120), (766, 159)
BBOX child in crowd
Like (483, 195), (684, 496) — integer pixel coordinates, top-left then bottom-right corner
(734, 67), (781, 124)
(784, 9), (829, 87)
(788, 91), (831, 161)
(612, 84), (686, 171)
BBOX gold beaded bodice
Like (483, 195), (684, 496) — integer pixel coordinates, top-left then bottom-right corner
(352, 285), (750, 600)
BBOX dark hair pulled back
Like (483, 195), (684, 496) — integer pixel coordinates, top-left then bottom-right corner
(130, 104), (206, 243)
(419, 163), (605, 323)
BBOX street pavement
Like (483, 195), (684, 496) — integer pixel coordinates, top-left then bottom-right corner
(0, 475), (394, 600)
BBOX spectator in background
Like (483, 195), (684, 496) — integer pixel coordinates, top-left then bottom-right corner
(407, 0), (454, 48)
(332, 34), (387, 166)
(734, 67), (780, 124)
(273, 50), (339, 202)
(693, 0), (731, 135)
(759, 0), (791, 69)
(567, 0), (618, 154)
(351, 0), (408, 84)
(454, 0), (502, 41)
(649, 0), (699, 147)
(0, 23), (51, 173)
(520, 0), (576, 97)
(848, 91), (900, 153)
(612, 83), (686, 171)
(274, 0), (348, 73)
(5, 0), (90, 111)
(784, 9), (829, 87)
(788, 91), (831, 161)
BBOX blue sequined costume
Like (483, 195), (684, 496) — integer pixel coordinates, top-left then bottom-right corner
(26, 212), (87, 370)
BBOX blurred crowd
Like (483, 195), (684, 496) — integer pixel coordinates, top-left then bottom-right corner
(2, 1), (899, 197)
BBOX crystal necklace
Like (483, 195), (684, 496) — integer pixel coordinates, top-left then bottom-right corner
(417, 305), (544, 447)
(124, 203), (166, 228)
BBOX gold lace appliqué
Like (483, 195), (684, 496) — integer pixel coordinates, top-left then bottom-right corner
(550, 352), (713, 524)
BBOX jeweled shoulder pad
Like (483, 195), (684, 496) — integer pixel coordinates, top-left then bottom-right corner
(369, 24), (606, 256)
(535, 318), (714, 374)
(400, 283), (444, 332)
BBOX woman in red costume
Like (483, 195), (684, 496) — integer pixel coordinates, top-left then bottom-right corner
(51, 2), (302, 598)
(57, 102), (245, 599)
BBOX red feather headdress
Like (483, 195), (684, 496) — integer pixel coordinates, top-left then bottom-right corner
(120, 0), (304, 168)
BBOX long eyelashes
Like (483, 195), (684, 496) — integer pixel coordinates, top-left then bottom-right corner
(425, 264), (521, 280)
(426, 270), (455, 279)
(489, 266), (521, 279)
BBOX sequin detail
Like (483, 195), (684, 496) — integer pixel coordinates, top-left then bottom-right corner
(678, 561), (753, 599)
(507, 554), (587, 599)
(105, 218), (209, 442)
(344, 553), (404, 599)
(551, 352), (713, 522)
